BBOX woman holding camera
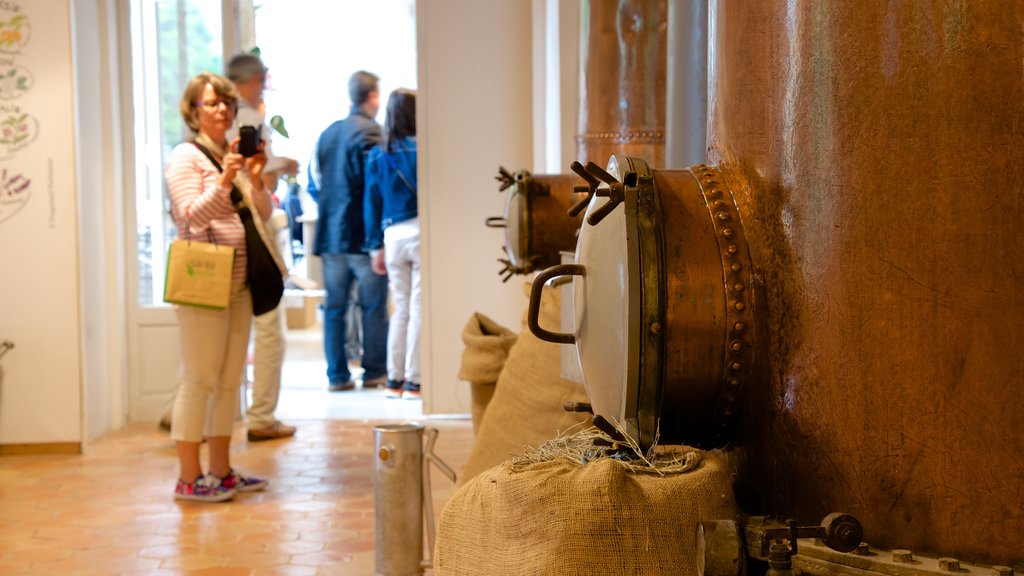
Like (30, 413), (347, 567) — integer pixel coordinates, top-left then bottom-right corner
(163, 72), (273, 502)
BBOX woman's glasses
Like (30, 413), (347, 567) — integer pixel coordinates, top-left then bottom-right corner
(197, 98), (237, 112)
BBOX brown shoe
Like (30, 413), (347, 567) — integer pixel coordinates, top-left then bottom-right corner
(362, 375), (388, 389)
(247, 421), (297, 442)
(328, 380), (355, 392)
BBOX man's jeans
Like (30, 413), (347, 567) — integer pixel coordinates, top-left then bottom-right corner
(321, 253), (389, 386)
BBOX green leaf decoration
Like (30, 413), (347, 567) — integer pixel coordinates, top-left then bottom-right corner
(250, 46), (261, 56)
(270, 115), (289, 138)
(186, 262), (194, 276)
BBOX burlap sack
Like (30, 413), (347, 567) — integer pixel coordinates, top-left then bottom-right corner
(435, 431), (738, 576)
(458, 281), (592, 485)
(458, 312), (518, 435)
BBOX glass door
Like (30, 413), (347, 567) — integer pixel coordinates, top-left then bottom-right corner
(131, 0), (224, 307)
(124, 0), (235, 420)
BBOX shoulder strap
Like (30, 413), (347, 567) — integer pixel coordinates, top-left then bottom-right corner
(383, 152), (416, 194)
(192, 141), (223, 173)
(192, 141), (243, 206)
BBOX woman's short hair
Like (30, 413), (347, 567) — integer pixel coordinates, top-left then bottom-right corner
(179, 72), (239, 132)
(384, 88), (416, 152)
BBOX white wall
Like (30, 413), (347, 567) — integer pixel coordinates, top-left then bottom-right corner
(418, 0), (535, 414)
(0, 0), (83, 445)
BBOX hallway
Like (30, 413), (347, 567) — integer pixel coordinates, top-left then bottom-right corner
(0, 324), (475, 575)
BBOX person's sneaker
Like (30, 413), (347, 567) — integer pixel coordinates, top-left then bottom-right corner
(362, 374), (388, 389)
(328, 380), (355, 392)
(174, 475), (236, 502)
(212, 469), (268, 493)
(384, 379), (404, 399)
(402, 382), (422, 400)
(247, 421), (297, 442)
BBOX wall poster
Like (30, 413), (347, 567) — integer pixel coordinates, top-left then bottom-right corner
(0, 0), (81, 445)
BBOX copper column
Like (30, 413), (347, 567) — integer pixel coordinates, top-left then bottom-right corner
(708, 1), (1024, 563)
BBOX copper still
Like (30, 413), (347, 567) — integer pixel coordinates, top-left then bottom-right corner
(578, 0), (667, 168)
(530, 157), (756, 451)
(489, 0), (669, 281)
(708, 1), (1024, 564)
(527, 0), (1023, 566)
(488, 169), (584, 280)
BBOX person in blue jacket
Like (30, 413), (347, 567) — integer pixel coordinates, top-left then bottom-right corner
(307, 71), (389, 392)
(363, 89), (420, 399)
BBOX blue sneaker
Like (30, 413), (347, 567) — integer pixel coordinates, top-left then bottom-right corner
(385, 379), (404, 399)
(402, 382), (421, 400)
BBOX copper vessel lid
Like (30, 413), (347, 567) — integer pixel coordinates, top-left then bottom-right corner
(572, 156), (644, 440)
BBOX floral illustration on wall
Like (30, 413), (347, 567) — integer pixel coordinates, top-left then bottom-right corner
(0, 166), (30, 224)
(0, 11), (28, 54)
(0, 65), (31, 100)
(0, 110), (37, 157)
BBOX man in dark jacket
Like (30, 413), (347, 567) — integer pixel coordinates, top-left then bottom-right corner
(307, 70), (389, 392)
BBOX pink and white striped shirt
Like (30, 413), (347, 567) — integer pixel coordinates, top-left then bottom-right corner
(165, 142), (247, 285)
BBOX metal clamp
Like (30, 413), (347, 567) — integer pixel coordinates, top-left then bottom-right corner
(698, 513), (864, 576)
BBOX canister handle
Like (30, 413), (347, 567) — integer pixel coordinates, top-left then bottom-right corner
(528, 264), (585, 344)
(485, 216), (507, 228)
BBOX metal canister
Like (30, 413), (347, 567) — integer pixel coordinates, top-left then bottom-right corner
(374, 424), (425, 576)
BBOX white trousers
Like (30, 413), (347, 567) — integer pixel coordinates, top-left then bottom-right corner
(171, 284), (252, 442)
(247, 304), (286, 429)
(385, 233), (421, 384)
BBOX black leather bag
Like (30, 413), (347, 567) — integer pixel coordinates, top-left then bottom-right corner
(192, 142), (284, 316)
(234, 196), (284, 316)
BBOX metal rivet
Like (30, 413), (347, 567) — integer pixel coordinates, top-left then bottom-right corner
(722, 409), (733, 417)
(730, 262), (742, 272)
(939, 559), (960, 572)
(730, 341), (743, 352)
(725, 393), (736, 402)
(650, 322), (662, 334)
(722, 228), (735, 238)
(713, 199), (726, 207)
(734, 301), (746, 312)
(733, 282), (745, 292)
(733, 322), (746, 332)
(717, 211), (731, 222)
(892, 550), (914, 563)
(727, 378), (739, 388)
(729, 362), (742, 371)
(727, 244), (738, 254)
(856, 543), (871, 556)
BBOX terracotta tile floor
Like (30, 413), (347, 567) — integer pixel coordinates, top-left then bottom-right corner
(0, 418), (474, 575)
(0, 325), (477, 575)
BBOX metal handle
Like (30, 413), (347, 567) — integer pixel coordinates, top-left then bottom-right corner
(528, 264), (585, 344)
(0, 340), (13, 363)
(421, 427), (456, 569)
(485, 216), (507, 228)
